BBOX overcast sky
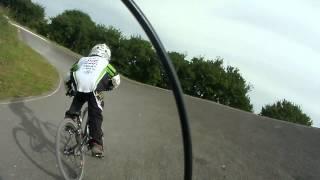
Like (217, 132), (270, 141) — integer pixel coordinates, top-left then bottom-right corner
(32, 0), (320, 127)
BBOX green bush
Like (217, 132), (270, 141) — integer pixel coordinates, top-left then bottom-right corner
(48, 10), (95, 55)
(260, 99), (312, 126)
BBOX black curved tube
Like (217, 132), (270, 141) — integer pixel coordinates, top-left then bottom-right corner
(121, 1), (193, 179)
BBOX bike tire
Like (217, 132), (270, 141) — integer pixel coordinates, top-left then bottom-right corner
(56, 118), (85, 180)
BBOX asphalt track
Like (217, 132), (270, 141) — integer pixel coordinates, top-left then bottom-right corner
(0, 25), (319, 180)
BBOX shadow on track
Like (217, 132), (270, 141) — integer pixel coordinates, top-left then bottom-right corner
(9, 100), (61, 179)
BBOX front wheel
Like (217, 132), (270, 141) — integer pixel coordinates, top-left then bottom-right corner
(56, 118), (85, 180)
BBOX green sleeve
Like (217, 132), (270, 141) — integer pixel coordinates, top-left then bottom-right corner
(70, 61), (79, 72)
(105, 63), (118, 78)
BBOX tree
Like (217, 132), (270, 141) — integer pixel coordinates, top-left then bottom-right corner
(90, 24), (123, 68)
(260, 99), (312, 126)
(35, 19), (49, 36)
(48, 10), (95, 55)
(115, 36), (161, 85)
(1, 0), (46, 29)
(222, 66), (253, 111)
(157, 51), (193, 89)
(89, 24), (122, 50)
(188, 57), (253, 112)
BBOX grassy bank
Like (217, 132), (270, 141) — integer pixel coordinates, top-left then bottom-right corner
(0, 13), (59, 100)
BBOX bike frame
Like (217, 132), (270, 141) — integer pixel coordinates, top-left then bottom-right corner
(75, 112), (90, 152)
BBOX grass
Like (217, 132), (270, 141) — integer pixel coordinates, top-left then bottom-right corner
(0, 11), (59, 100)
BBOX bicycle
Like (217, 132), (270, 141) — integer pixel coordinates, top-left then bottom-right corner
(56, 105), (103, 180)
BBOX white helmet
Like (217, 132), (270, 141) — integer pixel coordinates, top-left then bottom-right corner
(89, 43), (111, 60)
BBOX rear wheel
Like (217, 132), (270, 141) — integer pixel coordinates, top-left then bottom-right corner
(56, 118), (85, 180)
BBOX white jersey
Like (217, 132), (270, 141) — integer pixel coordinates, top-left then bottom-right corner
(73, 56), (109, 92)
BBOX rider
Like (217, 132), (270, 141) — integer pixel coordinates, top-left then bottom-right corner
(64, 43), (120, 156)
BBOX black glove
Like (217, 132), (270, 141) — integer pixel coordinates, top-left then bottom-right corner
(66, 89), (76, 97)
(105, 79), (114, 91)
(65, 80), (76, 96)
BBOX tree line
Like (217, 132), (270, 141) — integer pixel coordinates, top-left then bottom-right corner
(0, 0), (313, 126)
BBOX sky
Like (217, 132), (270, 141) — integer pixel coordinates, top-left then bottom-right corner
(32, 0), (320, 127)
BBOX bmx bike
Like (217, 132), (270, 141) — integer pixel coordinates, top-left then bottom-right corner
(56, 106), (103, 180)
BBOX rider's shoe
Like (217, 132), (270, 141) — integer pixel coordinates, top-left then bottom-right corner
(91, 142), (104, 157)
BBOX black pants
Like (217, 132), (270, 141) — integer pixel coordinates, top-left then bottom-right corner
(66, 91), (104, 145)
